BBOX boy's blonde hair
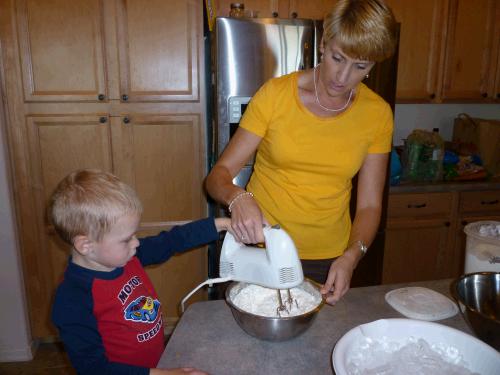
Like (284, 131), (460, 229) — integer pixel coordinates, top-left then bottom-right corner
(50, 169), (143, 245)
(323, 0), (397, 62)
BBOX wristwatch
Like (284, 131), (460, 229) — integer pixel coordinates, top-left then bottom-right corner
(352, 240), (368, 256)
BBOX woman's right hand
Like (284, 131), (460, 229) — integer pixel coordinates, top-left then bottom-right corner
(229, 192), (267, 244)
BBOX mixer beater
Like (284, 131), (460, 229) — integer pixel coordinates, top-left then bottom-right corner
(276, 288), (300, 317)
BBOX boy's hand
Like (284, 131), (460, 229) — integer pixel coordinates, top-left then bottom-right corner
(150, 368), (209, 375)
(214, 217), (232, 233)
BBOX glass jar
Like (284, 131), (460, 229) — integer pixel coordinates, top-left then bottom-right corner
(229, 3), (245, 18)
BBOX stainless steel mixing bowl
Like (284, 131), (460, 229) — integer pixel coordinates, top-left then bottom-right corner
(225, 279), (324, 341)
(451, 272), (500, 350)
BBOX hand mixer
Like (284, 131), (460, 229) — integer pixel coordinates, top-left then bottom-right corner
(181, 225), (304, 316)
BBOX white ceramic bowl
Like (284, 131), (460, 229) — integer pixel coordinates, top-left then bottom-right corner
(332, 318), (500, 375)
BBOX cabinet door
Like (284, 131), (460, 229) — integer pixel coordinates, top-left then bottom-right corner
(385, 0), (447, 102)
(383, 218), (453, 284)
(16, 0), (107, 102)
(441, 0), (498, 101)
(116, 0), (201, 102)
(288, 0), (337, 19)
(25, 114), (113, 337)
(110, 113), (207, 320)
(111, 114), (205, 221)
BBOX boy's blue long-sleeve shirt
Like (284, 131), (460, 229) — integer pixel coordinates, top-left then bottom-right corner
(52, 218), (219, 375)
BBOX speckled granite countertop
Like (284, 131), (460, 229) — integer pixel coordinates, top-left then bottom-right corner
(390, 179), (500, 193)
(158, 279), (472, 375)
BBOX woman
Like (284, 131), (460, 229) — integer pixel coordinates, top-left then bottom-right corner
(205, 0), (398, 305)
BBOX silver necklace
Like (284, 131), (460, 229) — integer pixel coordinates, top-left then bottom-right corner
(313, 64), (353, 112)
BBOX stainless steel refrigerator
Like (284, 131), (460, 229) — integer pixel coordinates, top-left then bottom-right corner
(209, 16), (399, 290)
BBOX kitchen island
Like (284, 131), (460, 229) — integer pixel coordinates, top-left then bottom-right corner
(158, 279), (473, 374)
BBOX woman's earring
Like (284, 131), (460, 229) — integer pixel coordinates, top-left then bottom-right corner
(365, 74), (369, 79)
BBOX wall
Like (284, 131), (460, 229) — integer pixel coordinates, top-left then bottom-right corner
(0, 84), (34, 361)
(393, 103), (500, 146)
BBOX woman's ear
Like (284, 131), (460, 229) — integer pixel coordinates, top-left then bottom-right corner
(319, 37), (325, 55)
(73, 235), (94, 255)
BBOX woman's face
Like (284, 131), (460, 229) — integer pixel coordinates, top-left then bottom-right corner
(319, 38), (375, 97)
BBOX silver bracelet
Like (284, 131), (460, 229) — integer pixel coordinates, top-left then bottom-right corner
(228, 191), (254, 213)
(349, 240), (368, 256)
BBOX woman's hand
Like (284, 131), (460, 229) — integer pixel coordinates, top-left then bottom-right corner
(320, 250), (358, 305)
(229, 192), (267, 244)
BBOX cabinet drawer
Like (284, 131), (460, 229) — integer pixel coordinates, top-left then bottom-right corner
(388, 192), (452, 218)
(460, 190), (500, 213)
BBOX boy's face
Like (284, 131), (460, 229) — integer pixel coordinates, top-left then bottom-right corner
(80, 213), (141, 272)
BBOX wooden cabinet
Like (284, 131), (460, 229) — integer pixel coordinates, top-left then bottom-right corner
(214, 0), (337, 19)
(16, 0), (107, 102)
(116, 0), (201, 102)
(383, 189), (500, 284)
(387, 0), (500, 103)
(214, 0), (284, 18)
(440, 0), (500, 102)
(383, 192), (455, 284)
(287, 0), (337, 19)
(385, 0), (447, 102)
(0, 0), (208, 339)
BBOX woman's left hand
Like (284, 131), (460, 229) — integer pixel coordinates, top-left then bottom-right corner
(320, 251), (357, 305)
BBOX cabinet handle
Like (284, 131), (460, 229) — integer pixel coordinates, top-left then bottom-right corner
(272, 11), (278, 17)
(429, 93), (436, 99)
(123, 117), (130, 124)
(122, 94), (129, 101)
(99, 116), (107, 123)
(481, 199), (499, 205)
(291, 12), (298, 18)
(407, 203), (427, 208)
(481, 93), (487, 98)
(496, 93), (500, 99)
(461, 220), (468, 226)
(445, 221), (450, 227)
(98, 94), (105, 101)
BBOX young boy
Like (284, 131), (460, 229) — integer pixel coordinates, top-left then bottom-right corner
(50, 169), (231, 375)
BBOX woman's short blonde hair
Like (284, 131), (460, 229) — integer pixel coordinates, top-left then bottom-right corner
(323, 0), (397, 62)
(50, 169), (143, 245)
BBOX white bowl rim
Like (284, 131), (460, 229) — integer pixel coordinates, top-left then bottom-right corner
(332, 318), (500, 375)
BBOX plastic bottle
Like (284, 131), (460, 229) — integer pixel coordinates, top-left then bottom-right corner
(402, 129), (444, 182)
(431, 128), (444, 181)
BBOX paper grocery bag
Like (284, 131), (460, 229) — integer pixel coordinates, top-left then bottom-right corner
(453, 113), (500, 176)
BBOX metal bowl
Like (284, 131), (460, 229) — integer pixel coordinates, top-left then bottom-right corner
(451, 272), (500, 350)
(225, 279), (324, 341)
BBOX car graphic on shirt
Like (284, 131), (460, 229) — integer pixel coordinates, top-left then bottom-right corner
(124, 296), (160, 323)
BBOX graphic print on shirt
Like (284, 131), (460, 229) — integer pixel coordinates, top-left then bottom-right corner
(117, 276), (142, 305)
(124, 295), (161, 323)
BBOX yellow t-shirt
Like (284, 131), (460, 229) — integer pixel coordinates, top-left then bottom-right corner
(240, 72), (393, 259)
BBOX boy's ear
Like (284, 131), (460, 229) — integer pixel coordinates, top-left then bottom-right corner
(73, 235), (94, 255)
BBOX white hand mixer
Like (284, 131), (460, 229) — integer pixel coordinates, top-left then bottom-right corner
(181, 225), (304, 316)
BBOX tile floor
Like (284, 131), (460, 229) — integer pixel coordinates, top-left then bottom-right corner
(0, 342), (76, 375)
